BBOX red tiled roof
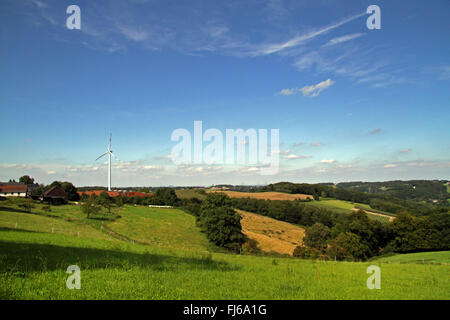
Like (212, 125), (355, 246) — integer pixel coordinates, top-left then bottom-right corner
(124, 192), (153, 198)
(0, 185), (27, 193)
(78, 190), (153, 198)
(78, 191), (119, 197)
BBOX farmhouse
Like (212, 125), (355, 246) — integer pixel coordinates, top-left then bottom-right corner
(43, 186), (68, 204)
(0, 183), (28, 197)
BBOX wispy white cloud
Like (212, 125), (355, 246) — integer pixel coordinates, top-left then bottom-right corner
(384, 164), (397, 168)
(300, 78), (334, 97)
(320, 159), (336, 164)
(279, 88), (298, 95)
(323, 33), (365, 47)
(284, 154), (312, 160)
(271, 149), (291, 155)
(252, 12), (366, 56)
(424, 65), (450, 80)
(118, 25), (149, 42)
(279, 79), (334, 97)
(31, 0), (47, 9)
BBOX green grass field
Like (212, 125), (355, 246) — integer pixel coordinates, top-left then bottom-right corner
(305, 199), (393, 223)
(0, 198), (448, 299)
(175, 189), (207, 200)
(373, 251), (450, 265)
(106, 206), (210, 251)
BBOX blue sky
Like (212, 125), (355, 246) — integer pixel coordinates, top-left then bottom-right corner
(0, 0), (449, 187)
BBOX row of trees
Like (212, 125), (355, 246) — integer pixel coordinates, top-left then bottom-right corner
(231, 197), (341, 228)
(79, 188), (181, 218)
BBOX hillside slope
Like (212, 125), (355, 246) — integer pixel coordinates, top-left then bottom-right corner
(0, 199), (449, 299)
(106, 206), (210, 251)
(238, 209), (305, 256)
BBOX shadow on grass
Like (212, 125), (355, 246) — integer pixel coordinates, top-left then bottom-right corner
(0, 206), (61, 219)
(0, 239), (240, 273)
(88, 216), (118, 221)
(0, 206), (30, 214)
(0, 227), (44, 234)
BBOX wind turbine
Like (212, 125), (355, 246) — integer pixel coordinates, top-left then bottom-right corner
(96, 134), (118, 191)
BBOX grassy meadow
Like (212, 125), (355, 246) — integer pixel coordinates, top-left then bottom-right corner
(106, 206), (210, 251)
(303, 199), (394, 223)
(373, 251), (450, 265)
(0, 198), (449, 299)
(175, 189), (207, 200)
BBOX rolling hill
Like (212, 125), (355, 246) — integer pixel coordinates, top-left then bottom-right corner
(0, 198), (449, 299)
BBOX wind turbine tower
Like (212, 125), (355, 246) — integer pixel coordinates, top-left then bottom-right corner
(96, 134), (117, 191)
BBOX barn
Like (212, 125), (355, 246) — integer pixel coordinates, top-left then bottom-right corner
(43, 186), (68, 204)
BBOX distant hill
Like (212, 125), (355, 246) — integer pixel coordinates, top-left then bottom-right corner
(256, 181), (449, 215)
(336, 180), (449, 203)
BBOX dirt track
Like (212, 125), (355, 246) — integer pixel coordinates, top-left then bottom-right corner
(351, 208), (396, 222)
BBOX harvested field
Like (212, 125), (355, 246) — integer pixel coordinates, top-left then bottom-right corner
(237, 209), (305, 256)
(209, 190), (313, 201)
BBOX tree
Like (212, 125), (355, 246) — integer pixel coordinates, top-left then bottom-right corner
(330, 232), (370, 261)
(293, 246), (322, 259)
(153, 188), (179, 206)
(19, 175), (35, 185)
(386, 212), (427, 252)
(98, 192), (112, 214)
(303, 223), (331, 252)
(115, 196), (124, 209)
(198, 193), (246, 249)
(31, 184), (45, 198)
(19, 198), (34, 213)
(81, 197), (100, 218)
(242, 239), (260, 254)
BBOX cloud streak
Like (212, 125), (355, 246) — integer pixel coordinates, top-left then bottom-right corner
(252, 12), (366, 56)
(300, 79), (335, 97)
(323, 33), (365, 47)
(280, 79), (334, 97)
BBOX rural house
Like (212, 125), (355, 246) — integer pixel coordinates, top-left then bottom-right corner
(43, 186), (68, 204)
(0, 183), (28, 197)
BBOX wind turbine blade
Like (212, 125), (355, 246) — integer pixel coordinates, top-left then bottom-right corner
(111, 152), (119, 161)
(95, 152), (108, 161)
